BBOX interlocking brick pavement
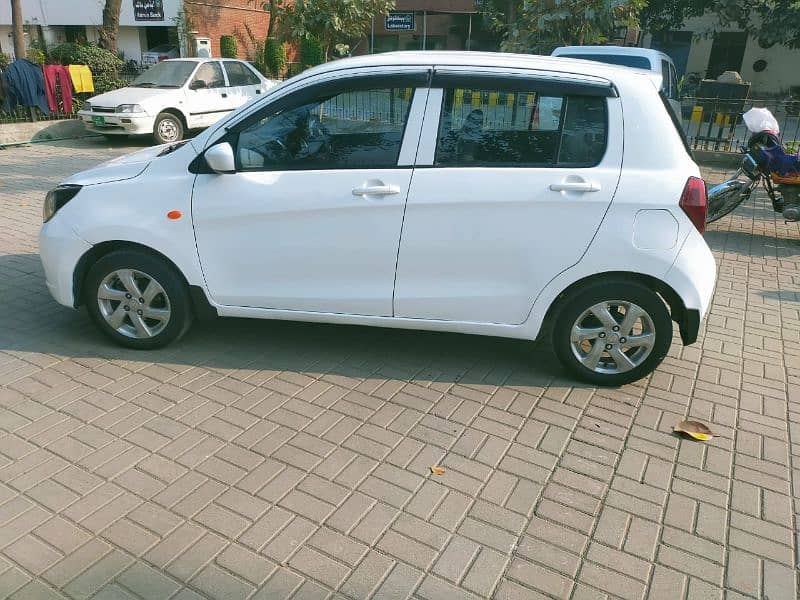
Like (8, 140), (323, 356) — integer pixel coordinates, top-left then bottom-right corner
(0, 139), (798, 599)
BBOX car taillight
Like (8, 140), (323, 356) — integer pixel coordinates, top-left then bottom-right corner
(679, 176), (707, 234)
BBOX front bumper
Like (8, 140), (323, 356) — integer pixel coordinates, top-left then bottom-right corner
(79, 111), (155, 136)
(663, 228), (717, 345)
(39, 215), (92, 308)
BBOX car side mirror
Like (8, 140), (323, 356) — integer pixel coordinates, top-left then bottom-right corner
(189, 79), (207, 90)
(205, 142), (236, 174)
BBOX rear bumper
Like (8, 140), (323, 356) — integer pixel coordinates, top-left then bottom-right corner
(663, 229), (717, 345)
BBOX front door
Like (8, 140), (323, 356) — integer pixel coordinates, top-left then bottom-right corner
(394, 72), (622, 325)
(192, 74), (427, 316)
(186, 61), (229, 128)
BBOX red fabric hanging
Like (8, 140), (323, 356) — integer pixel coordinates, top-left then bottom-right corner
(43, 64), (74, 114)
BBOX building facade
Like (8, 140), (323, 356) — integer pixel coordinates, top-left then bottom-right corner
(643, 14), (799, 96)
(182, 0), (273, 61)
(0, 0), (183, 63)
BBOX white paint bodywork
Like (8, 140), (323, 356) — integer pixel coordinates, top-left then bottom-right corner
(39, 51), (717, 346)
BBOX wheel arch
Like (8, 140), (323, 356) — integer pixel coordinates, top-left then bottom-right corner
(543, 271), (693, 342)
(157, 107), (188, 129)
(72, 240), (216, 319)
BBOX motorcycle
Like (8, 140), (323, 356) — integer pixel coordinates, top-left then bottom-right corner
(706, 133), (800, 223)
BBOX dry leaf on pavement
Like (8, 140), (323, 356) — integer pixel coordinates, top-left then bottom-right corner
(430, 466), (446, 475)
(673, 420), (717, 441)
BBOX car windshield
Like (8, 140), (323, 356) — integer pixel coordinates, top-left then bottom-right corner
(562, 53), (652, 69)
(131, 60), (196, 88)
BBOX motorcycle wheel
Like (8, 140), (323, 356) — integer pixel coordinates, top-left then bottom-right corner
(707, 180), (752, 223)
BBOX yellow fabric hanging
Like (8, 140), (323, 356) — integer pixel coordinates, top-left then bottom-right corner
(68, 65), (94, 93)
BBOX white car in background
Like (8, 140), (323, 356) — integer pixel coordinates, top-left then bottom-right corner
(141, 44), (179, 65)
(79, 58), (278, 144)
(43, 51), (716, 386)
(551, 46), (682, 117)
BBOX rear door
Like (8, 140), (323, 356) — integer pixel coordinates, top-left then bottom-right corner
(222, 60), (267, 110)
(393, 70), (623, 324)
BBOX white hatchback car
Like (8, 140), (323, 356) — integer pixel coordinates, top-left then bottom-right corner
(78, 58), (276, 144)
(41, 51), (716, 385)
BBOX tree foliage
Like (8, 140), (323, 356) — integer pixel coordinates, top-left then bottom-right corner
(220, 35), (238, 58)
(277, 0), (396, 59)
(642, 0), (800, 49)
(498, 0), (646, 54)
(48, 43), (125, 94)
(264, 37), (287, 77)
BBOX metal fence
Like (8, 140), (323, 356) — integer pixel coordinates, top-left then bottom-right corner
(679, 97), (800, 153)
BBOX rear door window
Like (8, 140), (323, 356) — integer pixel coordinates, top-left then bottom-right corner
(434, 86), (607, 167)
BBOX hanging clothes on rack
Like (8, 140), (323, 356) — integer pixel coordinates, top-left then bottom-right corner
(68, 65), (94, 93)
(43, 64), (74, 114)
(2, 59), (50, 115)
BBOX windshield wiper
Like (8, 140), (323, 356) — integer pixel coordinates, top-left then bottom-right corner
(155, 84), (182, 88)
(157, 140), (189, 156)
(132, 82), (156, 87)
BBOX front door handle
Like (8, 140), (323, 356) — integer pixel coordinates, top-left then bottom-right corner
(256, 89), (262, 94)
(221, 93), (228, 98)
(549, 181), (601, 193)
(352, 184), (401, 197)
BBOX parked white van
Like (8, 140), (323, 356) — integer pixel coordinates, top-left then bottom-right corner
(551, 46), (682, 116)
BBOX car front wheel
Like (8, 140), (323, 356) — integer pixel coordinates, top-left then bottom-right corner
(153, 112), (184, 145)
(85, 250), (193, 349)
(552, 281), (672, 386)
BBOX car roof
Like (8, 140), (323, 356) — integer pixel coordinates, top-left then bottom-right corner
(297, 50), (656, 85)
(552, 46), (672, 63)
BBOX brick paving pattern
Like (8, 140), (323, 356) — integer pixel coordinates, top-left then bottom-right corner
(0, 139), (797, 599)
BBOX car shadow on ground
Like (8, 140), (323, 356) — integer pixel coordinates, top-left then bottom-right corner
(0, 252), (573, 389)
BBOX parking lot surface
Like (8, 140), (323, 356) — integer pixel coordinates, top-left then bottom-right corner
(0, 138), (798, 599)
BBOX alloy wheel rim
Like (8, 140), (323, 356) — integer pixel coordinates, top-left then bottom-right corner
(97, 269), (171, 339)
(570, 300), (656, 375)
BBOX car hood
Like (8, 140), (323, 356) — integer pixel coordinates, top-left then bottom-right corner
(62, 143), (178, 185)
(87, 86), (179, 108)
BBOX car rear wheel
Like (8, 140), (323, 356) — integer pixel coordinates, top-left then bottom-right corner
(153, 112), (184, 145)
(552, 281), (672, 386)
(85, 250), (193, 349)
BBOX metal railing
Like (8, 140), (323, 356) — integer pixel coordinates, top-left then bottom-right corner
(680, 97), (800, 153)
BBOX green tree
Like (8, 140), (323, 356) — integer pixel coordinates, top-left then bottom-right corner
(220, 35), (238, 57)
(642, 0), (800, 49)
(500, 0), (647, 54)
(277, 0), (396, 60)
(264, 37), (287, 77)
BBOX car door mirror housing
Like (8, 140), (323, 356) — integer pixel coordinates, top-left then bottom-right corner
(190, 79), (207, 90)
(204, 143), (236, 174)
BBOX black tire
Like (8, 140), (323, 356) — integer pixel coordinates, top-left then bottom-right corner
(153, 112), (185, 145)
(84, 250), (193, 349)
(552, 280), (672, 386)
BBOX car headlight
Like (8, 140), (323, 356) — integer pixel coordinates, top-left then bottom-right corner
(81, 101), (92, 111)
(43, 185), (82, 223)
(116, 104), (145, 114)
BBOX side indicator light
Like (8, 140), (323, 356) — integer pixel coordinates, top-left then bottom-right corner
(167, 210), (182, 220)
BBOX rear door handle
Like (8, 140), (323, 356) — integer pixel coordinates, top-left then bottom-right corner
(256, 89), (262, 94)
(352, 184), (401, 197)
(549, 181), (601, 193)
(221, 93), (228, 98)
